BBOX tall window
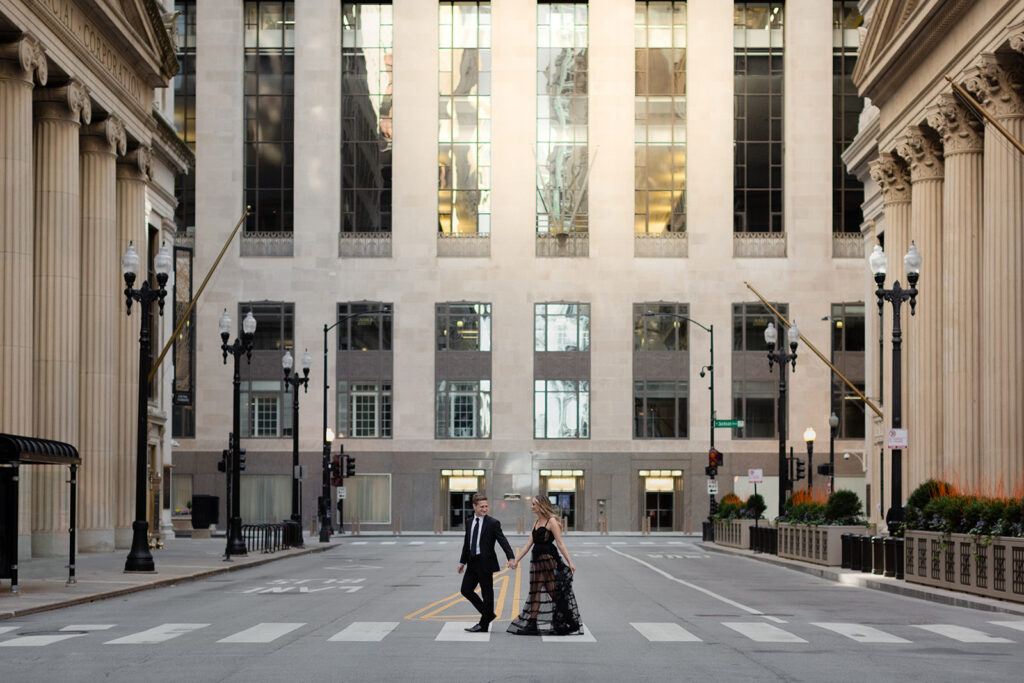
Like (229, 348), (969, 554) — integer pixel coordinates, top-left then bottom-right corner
(635, 2), (687, 235)
(635, 380), (688, 438)
(731, 301), (787, 438)
(439, 2), (491, 236)
(436, 303), (491, 438)
(172, 247), (195, 438)
(437, 380), (491, 438)
(535, 303), (590, 351)
(173, 1), (196, 232)
(833, 1), (864, 234)
(831, 302), (865, 439)
(239, 302), (294, 438)
(248, 302), (294, 351)
(244, 1), (295, 234)
(437, 303), (491, 351)
(340, 381), (392, 438)
(537, 3), (589, 235)
(734, 2), (783, 234)
(336, 302), (392, 350)
(335, 302), (393, 439)
(633, 302), (689, 351)
(535, 380), (590, 439)
(342, 3), (393, 234)
(633, 303), (689, 439)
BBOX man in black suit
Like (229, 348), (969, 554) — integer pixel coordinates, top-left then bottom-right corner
(457, 493), (515, 633)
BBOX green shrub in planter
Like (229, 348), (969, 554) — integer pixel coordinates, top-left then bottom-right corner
(907, 479), (952, 512)
(824, 489), (863, 524)
(745, 493), (766, 520)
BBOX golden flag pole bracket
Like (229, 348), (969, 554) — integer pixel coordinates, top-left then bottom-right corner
(743, 281), (884, 420)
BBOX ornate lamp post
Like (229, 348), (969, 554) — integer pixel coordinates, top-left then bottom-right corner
(803, 427), (816, 492)
(869, 242), (921, 534)
(765, 320), (800, 518)
(828, 411), (839, 493)
(283, 348), (311, 531)
(220, 308), (256, 556)
(122, 241), (172, 572)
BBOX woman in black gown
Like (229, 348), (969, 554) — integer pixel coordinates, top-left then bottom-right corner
(507, 497), (582, 636)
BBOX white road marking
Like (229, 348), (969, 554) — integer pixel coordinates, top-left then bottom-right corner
(541, 624), (594, 642)
(915, 624), (1013, 643)
(763, 616), (788, 624)
(408, 541), (424, 545)
(631, 622), (701, 642)
(723, 622), (807, 643)
(607, 546), (763, 615)
(329, 622), (400, 642)
(348, 541), (367, 545)
(218, 623), (305, 643)
(990, 620), (1024, 633)
(0, 626), (19, 636)
(813, 622), (910, 643)
(436, 621), (490, 642)
(381, 541), (397, 545)
(105, 623), (208, 644)
(0, 624), (114, 647)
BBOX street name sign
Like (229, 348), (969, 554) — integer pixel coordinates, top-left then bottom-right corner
(714, 418), (745, 428)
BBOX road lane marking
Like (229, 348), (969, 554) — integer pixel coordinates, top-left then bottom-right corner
(436, 621), (490, 642)
(812, 623), (910, 643)
(631, 622), (701, 642)
(0, 626), (19, 636)
(763, 616), (787, 624)
(105, 624), (208, 644)
(329, 622), (400, 642)
(542, 624), (594, 642)
(723, 622), (807, 643)
(914, 624), (1013, 643)
(991, 620), (1024, 633)
(0, 624), (114, 647)
(381, 541), (397, 545)
(218, 623), (305, 643)
(405, 563), (521, 621)
(408, 541), (424, 545)
(607, 546), (763, 615)
(348, 541), (367, 545)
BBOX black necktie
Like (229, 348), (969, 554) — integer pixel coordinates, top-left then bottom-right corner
(472, 517), (481, 555)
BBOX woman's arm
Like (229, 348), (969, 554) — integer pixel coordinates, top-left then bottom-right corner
(547, 518), (575, 572)
(512, 534), (534, 567)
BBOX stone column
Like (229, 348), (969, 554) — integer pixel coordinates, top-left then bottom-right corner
(965, 53), (1024, 495)
(78, 116), (126, 552)
(868, 153), (911, 510)
(0, 36), (46, 557)
(115, 147), (150, 548)
(926, 94), (984, 490)
(894, 128), (943, 492)
(32, 80), (91, 557)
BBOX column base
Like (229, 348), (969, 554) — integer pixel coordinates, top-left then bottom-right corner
(78, 528), (115, 553)
(114, 526), (133, 549)
(30, 531), (68, 558)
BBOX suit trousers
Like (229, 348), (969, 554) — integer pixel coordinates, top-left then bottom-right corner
(461, 556), (495, 622)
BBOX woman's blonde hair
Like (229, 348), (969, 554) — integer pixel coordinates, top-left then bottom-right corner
(533, 496), (556, 519)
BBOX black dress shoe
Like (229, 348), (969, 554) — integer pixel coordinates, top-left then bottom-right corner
(465, 623), (488, 633)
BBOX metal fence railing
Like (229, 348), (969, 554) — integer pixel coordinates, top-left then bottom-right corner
(242, 521), (303, 554)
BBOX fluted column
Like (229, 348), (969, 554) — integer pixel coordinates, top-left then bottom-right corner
(0, 36), (46, 556)
(965, 53), (1024, 495)
(926, 94), (984, 490)
(868, 153), (911, 509)
(115, 147), (150, 548)
(31, 80), (91, 557)
(78, 117), (126, 552)
(894, 127), (944, 492)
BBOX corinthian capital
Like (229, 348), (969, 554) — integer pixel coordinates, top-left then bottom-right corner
(869, 153), (911, 205)
(925, 93), (983, 155)
(0, 34), (47, 85)
(894, 127), (945, 181)
(963, 53), (1024, 119)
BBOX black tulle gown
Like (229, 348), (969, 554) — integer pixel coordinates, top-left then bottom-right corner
(507, 525), (582, 636)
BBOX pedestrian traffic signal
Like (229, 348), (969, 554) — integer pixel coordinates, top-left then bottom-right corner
(238, 447), (246, 472)
(346, 455), (356, 478)
(705, 465), (718, 477)
(795, 458), (806, 481)
(330, 454), (342, 486)
(217, 449), (228, 473)
(817, 463), (833, 476)
(708, 447), (723, 468)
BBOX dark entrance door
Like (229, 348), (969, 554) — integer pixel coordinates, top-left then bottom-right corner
(449, 492), (474, 530)
(645, 491), (674, 531)
(548, 492), (576, 529)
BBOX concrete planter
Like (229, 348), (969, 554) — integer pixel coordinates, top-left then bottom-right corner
(171, 516), (192, 537)
(777, 523), (870, 566)
(904, 530), (1024, 604)
(713, 519), (757, 549)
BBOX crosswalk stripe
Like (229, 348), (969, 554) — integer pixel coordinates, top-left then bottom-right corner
(812, 622), (910, 643)
(541, 624), (595, 642)
(408, 541), (424, 545)
(990, 620), (1024, 633)
(631, 622), (701, 642)
(329, 622), (400, 642)
(436, 621), (490, 642)
(105, 624), (208, 644)
(0, 624), (113, 647)
(349, 541), (367, 545)
(915, 624), (1013, 643)
(0, 626), (19, 636)
(723, 622), (807, 643)
(218, 623), (305, 643)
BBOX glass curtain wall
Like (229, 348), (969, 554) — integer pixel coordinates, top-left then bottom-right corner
(833, 1), (864, 233)
(536, 3), (589, 235)
(438, 2), (491, 235)
(634, 2), (687, 235)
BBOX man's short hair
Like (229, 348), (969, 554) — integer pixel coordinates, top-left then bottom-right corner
(472, 493), (488, 504)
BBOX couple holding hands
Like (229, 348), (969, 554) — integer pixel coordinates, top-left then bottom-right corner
(457, 493), (582, 636)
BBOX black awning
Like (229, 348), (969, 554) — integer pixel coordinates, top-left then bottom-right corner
(0, 433), (80, 465)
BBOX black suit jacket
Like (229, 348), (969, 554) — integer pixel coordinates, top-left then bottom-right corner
(460, 515), (514, 573)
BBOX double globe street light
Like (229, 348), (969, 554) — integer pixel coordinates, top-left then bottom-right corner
(765, 320), (800, 519)
(219, 308), (256, 557)
(282, 348), (311, 537)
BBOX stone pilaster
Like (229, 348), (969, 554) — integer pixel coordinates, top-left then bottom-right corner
(78, 116), (126, 552)
(31, 80), (91, 557)
(894, 127), (944, 493)
(115, 147), (150, 548)
(964, 53), (1024, 495)
(926, 93), (984, 490)
(0, 36), (46, 556)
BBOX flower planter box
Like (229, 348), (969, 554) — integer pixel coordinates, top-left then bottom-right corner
(777, 523), (870, 566)
(713, 519), (757, 549)
(904, 530), (1024, 604)
(171, 516), (192, 537)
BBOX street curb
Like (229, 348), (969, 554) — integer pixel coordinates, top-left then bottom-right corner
(700, 540), (1024, 617)
(1, 544), (335, 620)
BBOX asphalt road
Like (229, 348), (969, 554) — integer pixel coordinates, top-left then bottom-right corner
(2, 536), (1022, 682)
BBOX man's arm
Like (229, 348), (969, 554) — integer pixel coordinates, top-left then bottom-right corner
(493, 519), (514, 561)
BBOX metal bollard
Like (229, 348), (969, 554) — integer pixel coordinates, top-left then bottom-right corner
(894, 537), (905, 579)
(873, 536), (885, 574)
(841, 533), (851, 569)
(850, 535), (862, 571)
(883, 536), (896, 577)
(860, 535), (873, 573)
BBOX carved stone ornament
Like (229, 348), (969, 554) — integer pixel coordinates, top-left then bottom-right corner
(126, 146), (153, 179)
(963, 53), (1024, 119)
(1008, 30), (1024, 56)
(84, 116), (127, 156)
(925, 93), (983, 155)
(0, 34), (47, 85)
(869, 153), (912, 205)
(65, 80), (92, 125)
(894, 126), (945, 181)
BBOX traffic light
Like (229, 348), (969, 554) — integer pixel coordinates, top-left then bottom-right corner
(217, 449), (228, 473)
(346, 455), (356, 478)
(705, 465), (717, 477)
(795, 458), (806, 481)
(330, 454), (342, 487)
(817, 463), (833, 476)
(238, 447), (246, 472)
(708, 447), (723, 468)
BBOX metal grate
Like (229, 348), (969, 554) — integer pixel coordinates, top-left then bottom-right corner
(994, 545), (1006, 592)
(960, 542), (971, 585)
(905, 538), (914, 575)
(976, 549), (987, 589)
(1013, 547), (1024, 595)
(944, 544), (955, 583)
(930, 540), (940, 579)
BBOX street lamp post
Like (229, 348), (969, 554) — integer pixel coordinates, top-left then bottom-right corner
(828, 412), (839, 493)
(870, 242), (921, 534)
(220, 308), (256, 557)
(765, 320), (800, 519)
(283, 349), (311, 531)
(122, 241), (172, 573)
(803, 427), (816, 492)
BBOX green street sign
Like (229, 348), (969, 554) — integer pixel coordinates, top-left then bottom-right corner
(714, 419), (745, 429)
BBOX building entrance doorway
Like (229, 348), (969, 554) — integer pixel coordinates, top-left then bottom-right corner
(540, 469), (583, 530)
(640, 469), (682, 531)
(440, 468), (486, 530)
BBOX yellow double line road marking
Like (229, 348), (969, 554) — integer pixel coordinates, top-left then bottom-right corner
(405, 554), (523, 622)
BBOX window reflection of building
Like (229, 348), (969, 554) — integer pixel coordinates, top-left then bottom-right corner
(633, 302), (690, 439)
(239, 302), (294, 438)
(830, 302), (866, 439)
(832, 1), (864, 234)
(335, 302), (394, 438)
(342, 3), (394, 234)
(731, 301), (788, 438)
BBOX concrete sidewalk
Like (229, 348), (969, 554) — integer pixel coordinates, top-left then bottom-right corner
(0, 534), (335, 620)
